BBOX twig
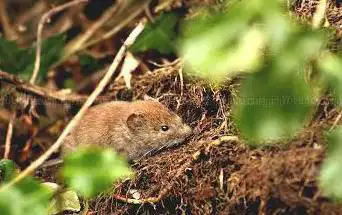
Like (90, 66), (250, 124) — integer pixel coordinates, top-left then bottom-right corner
(312, 0), (327, 29)
(113, 135), (240, 204)
(330, 110), (342, 131)
(4, 113), (15, 159)
(113, 158), (192, 204)
(1, 21), (145, 190)
(0, 0), (19, 40)
(63, 1), (122, 60)
(30, 0), (89, 84)
(81, 0), (148, 50)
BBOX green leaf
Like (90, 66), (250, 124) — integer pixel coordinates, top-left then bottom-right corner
(61, 147), (133, 198)
(0, 178), (52, 215)
(0, 159), (19, 183)
(36, 33), (66, 79)
(178, 2), (265, 84)
(319, 127), (342, 201)
(318, 52), (342, 104)
(0, 33), (66, 80)
(42, 182), (81, 215)
(130, 12), (180, 54)
(0, 38), (28, 74)
(179, 0), (326, 143)
(233, 67), (315, 144)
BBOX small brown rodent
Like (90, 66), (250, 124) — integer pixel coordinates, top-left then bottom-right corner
(63, 100), (192, 159)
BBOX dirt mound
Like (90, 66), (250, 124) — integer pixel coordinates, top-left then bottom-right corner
(60, 61), (340, 214)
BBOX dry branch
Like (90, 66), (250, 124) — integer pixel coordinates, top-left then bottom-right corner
(30, 0), (89, 84)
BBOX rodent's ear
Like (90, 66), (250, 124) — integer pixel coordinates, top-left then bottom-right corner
(127, 113), (146, 130)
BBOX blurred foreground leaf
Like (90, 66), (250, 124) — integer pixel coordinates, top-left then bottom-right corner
(130, 12), (180, 54)
(319, 127), (342, 201)
(318, 52), (342, 104)
(0, 159), (19, 183)
(233, 69), (314, 143)
(0, 178), (52, 215)
(61, 147), (133, 198)
(42, 182), (81, 215)
(180, 0), (327, 143)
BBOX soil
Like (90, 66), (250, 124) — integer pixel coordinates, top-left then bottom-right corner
(85, 68), (342, 215)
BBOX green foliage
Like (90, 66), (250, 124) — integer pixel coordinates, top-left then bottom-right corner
(233, 69), (315, 143)
(0, 147), (133, 214)
(0, 178), (52, 215)
(61, 147), (133, 198)
(179, 0), (330, 143)
(0, 159), (19, 183)
(130, 12), (180, 54)
(42, 182), (81, 214)
(0, 33), (66, 80)
(319, 128), (342, 201)
(318, 52), (342, 103)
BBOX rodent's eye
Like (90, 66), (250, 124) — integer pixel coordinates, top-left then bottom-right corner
(161, 125), (169, 132)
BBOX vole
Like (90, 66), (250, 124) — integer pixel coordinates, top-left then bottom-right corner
(62, 100), (192, 160)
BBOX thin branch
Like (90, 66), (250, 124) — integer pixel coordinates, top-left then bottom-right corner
(81, 1), (147, 50)
(4, 113), (15, 159)
(1, 21), (145, 190)
(0, 0), (19, 40)
(113, 135), (239, 204)
(312, 0), (327, 29)
(63, 1), (122, 60)
(330, 110), (342, 131)
(30, 0), (89, 84)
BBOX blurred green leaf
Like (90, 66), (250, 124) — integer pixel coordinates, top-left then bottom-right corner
(130, 12), (180, 54)
(0, 33), (66, 80)
(0, 178), (52, 215)
(61, 147), (133, 198)
(179, 2), (265, 84)
(318, 52), (342, 104)
(319, 127), (342, 201)
(232, 27), (323, 143)
(0, 159), (19, 183)
(233, 68), (315, 143)
(42, 182), (81, 215)
(180, 0), (327, 143)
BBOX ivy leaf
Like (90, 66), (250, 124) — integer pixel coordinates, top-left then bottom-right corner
(319, 127), (342, 201)
(61, 147), (133, 198)
(0, 178), (52, 215)
(130, 12), (180, 54)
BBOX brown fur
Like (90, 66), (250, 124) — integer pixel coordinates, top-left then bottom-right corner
(63, 100), (192, 159)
